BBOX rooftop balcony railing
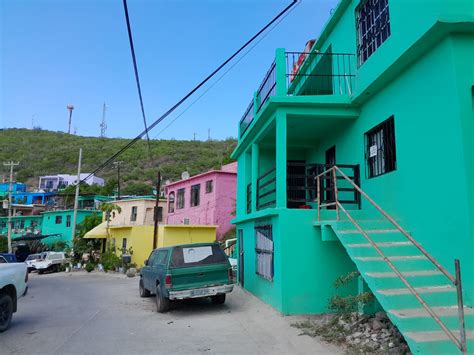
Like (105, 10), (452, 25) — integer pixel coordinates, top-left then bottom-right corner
(238, 49), (355, 138)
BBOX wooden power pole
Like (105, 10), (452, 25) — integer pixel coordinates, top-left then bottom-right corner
(152, 171), (161, 250)
(71, 149), (82, 247)
(3, 161), (19, 253)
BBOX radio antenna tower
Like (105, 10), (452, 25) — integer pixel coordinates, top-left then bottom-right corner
(100, 102), (108, 138)
(67, 104), (74, 134)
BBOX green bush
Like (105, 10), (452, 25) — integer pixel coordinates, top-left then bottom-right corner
(85, 262), (95, 273)
(100, 251), (121, 272)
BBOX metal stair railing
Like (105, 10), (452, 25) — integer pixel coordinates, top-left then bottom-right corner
(315, 165), (467, 354)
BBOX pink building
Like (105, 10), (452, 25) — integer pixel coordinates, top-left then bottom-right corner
(165, 163), (237, 240)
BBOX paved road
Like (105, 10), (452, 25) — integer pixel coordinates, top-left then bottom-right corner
(0, 271), (341, 355)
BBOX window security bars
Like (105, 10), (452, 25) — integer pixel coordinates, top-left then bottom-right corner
(256, 167), (276, 210)
(130, 206), (138, 222)
(177, 188), (185, 209)
(365, 116), (396, 178)
(255, 223), (274, 281)
(191, 184), (200, 207)
(66, 215), (71, 227)
(246, 183), (252, 214)
(205, 180), (213, 193)
(168, 192), (175, 213)
(356, 0), (391, 66)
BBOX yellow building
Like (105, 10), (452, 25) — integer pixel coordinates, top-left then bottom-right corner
(84, 197), (217, 266)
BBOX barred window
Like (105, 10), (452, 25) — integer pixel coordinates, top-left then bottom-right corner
(168, 192), (175, 213)
(356, 0), (391, 66)
(205, 180), (213, 193)
(255, 222), (273, 281)
(177, 188), (185, 209)
(191, 184), (200, 207)
(66, 215), (71, 227)
(55, 216), (62, 224)
(131, 206), (138, 222)
(365, 116), (396, 178)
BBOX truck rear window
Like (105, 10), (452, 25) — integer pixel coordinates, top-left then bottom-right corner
(170, 245), (227, 268)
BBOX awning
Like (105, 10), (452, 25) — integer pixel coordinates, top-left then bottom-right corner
(13, 233), (61, 241)
(84, 222), (108, 239)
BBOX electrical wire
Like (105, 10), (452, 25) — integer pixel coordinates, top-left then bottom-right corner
(151, 1), (299, 140)
(79, 0), (298, 185)
(122, 0), (154, 163)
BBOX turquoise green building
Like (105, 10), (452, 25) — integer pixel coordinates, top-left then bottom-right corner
(0, 215), (43, 239)
(41, 209), (99, 247)
(231, 0), (473, 353)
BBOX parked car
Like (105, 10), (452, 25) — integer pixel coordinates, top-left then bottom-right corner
(0, 253), (18, 263)
(0, 262), (28, 332)
(139, 243), (233, 313)
(31, 252), (70, 274)
(24, 253), (44, 273)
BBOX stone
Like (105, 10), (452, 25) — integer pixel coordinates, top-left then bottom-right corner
(353, 331), (363, 338)
(371, 319), (384, 331)
(375, 311), (388, 320)
(126, 268), (137, 278)
(389, 341), (395, 348)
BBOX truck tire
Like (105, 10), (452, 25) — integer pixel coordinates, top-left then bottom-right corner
(211, 294), (226, 305)
(155, 285), (170, 313)
(139, 279), (150, 298)
(0, 293), (13, 332)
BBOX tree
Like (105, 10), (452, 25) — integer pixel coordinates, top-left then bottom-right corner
(100, 203), (121, 242)
(72, 214), (102, 263)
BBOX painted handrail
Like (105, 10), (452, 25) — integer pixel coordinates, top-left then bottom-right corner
(315, 165), (467, 354)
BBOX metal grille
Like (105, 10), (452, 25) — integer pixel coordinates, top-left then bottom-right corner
(366, 116), (396, 178)
(256, 62), (276, 112)
(255, 222), (273, 281)
(239, 100), (254, 137)
(246, 183), (252, 214)
(356, 0), (391, 66)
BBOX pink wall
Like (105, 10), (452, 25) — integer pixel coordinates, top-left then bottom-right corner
(165, 164), (236, 240)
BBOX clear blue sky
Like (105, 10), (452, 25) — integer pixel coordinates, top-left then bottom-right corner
(1, 0), (338, 140)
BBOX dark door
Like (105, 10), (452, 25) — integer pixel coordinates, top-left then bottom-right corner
(325, 146), (336, 208)
(287, 160), (306, 208)
(238, 229), (244, 287)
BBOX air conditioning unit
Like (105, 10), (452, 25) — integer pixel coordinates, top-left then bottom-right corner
(183, 218), (190, 225)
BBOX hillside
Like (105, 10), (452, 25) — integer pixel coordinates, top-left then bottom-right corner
(0, 129), (236, 194)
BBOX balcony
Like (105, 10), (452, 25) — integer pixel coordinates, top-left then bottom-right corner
(254, 162), (360, 212)
(239, 49), (355, 138)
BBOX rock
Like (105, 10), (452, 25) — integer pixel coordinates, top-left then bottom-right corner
(389, 341), (395, 348)
(353, 331), (363, 338)
(126, 268), (137, 277)
(372, 319), (384, 331)
(375, 311), (388, 321)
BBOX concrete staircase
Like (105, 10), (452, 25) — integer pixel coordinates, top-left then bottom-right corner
(316, 215), (474, 354)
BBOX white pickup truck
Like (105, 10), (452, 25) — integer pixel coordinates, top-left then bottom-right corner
(31, 252), (70, 274)
(0, 262), (28, 332)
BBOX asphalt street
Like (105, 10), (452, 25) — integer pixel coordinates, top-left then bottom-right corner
(0, 271), (341, 355)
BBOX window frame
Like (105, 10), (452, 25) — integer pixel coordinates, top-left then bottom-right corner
(255, 222), (274, 281)
(168, 192), (175, 213)
(154, 206), (163, 222)
(177, 188), (185, 209)
(205, 180), (213, 193)
(365, 115), (397, 179)
(356, 0), (391, 66)
(190, 184), (201, 207)
(55, 215), (62, 224)
(130, 206), (138, 222)
(66, 215), (71, 227)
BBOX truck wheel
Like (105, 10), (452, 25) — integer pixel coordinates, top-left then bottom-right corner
(38, 270), (44, 275)
(0, 293), (13, 332)
(211, 294), (226, 305)
(155, 286), (170, 313)
(139, 279), (150, 298)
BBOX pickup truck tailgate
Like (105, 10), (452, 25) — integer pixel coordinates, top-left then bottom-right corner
(170, 263), (230, 291)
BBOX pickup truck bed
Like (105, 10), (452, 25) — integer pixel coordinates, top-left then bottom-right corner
(0, 263), (28, 332)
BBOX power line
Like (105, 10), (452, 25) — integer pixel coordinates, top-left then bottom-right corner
(79, 1), (298, 186)
(151, 1), (299, 140)
(122, 0), (154, 163)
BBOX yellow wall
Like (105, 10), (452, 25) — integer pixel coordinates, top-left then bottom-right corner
(109, 225), (217, 267)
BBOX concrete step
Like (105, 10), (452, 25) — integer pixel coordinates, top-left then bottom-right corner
(390, 306), (474, 319)
(347, 245), (423, 257)
(348, 241), (413, 248)
(378, 285), (456, 296)
(366, 270), (443, 278)
(355, 255), (426, 261)
(338, 229), (400, 235)
(404, 329), (474, 343)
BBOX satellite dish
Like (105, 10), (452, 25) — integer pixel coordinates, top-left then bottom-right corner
(181, 171), (190, 180)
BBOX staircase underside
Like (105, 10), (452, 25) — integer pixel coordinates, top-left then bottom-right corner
(315, 216), (474, 354)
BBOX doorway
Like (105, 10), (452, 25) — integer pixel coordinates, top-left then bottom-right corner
(325, 146), (336, 209)
(238, 229), (244, 287)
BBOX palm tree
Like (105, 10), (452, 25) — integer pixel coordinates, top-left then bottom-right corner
(100, 202), (121, 248)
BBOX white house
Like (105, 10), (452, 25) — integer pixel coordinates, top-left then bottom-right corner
(39, 174), (105, 191)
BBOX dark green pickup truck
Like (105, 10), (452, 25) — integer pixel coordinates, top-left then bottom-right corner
(139, 243), (234, 312)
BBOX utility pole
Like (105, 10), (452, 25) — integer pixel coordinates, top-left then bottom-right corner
(152, 171), (161, 250)
(113, 161), (123, 200)
(67, 104), (74, 134)
(3, 161), (19, 253)
(71, 149), (82, 249)
(208, 128), (211, 141)
(193, 132), (197, 141)
(100, 102), (107, 138)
